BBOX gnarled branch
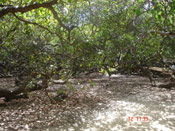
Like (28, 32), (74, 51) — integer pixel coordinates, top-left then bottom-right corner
(150, 30), (175, 36)
(48, 6), (70, 31)
(13, 13), (64, 40)
(0, 0), (58, 18)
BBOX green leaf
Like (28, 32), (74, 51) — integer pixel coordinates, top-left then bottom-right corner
(135, 8), (142, 16)
(138, 0), (144, 3)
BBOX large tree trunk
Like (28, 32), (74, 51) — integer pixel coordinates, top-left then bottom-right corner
(0, 72), (53, 102)
(0, 82), (43, 101)
(0, 73), (49, 101)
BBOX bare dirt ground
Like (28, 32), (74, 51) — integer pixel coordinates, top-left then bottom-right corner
(0, 73), (175, 131)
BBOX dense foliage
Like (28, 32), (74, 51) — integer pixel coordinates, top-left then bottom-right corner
(0, 0), (175, 81)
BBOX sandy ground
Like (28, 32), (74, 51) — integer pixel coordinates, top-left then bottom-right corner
(0, 74), (175, 131)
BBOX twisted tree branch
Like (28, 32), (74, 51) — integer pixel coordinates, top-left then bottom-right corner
(0, 0), (58, 18)
(150, 30), (175, 36)
(13, 13), (64, 40)
(48, 6), (70, 31)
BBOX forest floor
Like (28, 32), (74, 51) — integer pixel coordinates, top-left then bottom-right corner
(0, 73), (175, 131)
